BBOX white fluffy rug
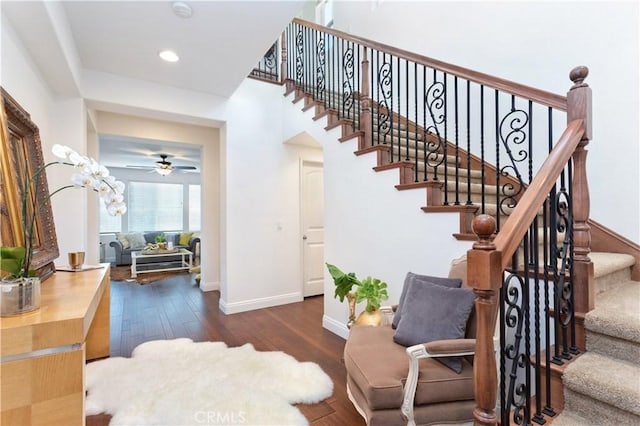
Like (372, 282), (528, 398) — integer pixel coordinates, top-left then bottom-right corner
(86, 338), (334, 425)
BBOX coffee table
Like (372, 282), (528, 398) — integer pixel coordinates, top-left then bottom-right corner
(131, 248), (193, 278)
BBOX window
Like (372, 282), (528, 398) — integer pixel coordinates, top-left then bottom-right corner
(189, 184), (201, 231)
(99, 204), (122, 233)
(316, 0), (334, 27)
(128, 182), (183, 231)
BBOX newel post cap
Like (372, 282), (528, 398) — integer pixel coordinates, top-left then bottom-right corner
(472, 215), (496, 250)
(570, 66), (589, 89)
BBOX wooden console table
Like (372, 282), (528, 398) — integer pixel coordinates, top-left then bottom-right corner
(1, 264), (110, 425)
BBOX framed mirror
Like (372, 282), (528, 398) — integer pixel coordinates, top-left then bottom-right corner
(0, 88), (58, 280)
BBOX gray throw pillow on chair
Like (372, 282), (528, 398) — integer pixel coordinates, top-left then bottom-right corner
(393, 279), (475, 373)
(391, 272), (462, 329)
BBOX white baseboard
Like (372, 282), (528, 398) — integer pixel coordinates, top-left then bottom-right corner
(323, 315), (348, 339)
(219, 292), (303, 314)
(200, 281), (219, 292)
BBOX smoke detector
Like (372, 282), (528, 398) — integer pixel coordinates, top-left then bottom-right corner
(171, 1), (193, 19)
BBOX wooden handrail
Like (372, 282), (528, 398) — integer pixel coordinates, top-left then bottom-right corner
(493, 119), (585, 268)
(291, 18), (567, 111)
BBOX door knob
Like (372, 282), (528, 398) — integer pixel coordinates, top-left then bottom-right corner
(302, 235), (308, 240)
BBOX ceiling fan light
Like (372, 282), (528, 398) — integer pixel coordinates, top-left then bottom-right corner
(156, 167), (173, 176)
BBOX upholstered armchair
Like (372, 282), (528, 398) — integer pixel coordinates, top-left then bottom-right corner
(343, 256), (497, 426)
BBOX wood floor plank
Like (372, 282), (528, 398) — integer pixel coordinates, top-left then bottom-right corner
(89, 274), (365, 425)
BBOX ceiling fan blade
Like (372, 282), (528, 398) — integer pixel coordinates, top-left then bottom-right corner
(126, 165), (155, 169)
(174, 166), (197, 170)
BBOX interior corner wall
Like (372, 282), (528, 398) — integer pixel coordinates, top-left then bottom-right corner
(220, 79), (323, 314)
(331, 1), (640, 244)
(2, 16), (89, 264)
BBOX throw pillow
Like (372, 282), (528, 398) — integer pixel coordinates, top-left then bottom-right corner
(392, 272), (462, 329)
(393, 280), (475, 373)
(126, 232), (147, 249)
(144, 232), (161, 245)
(115, 233), (130, 250)
(179, 232), (194, 246)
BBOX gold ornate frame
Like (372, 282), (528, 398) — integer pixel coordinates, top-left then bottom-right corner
(1, 88), (58, 280)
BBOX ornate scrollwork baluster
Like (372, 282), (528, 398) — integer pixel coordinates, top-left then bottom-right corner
(315, 37), (326, 101)
(263, 43), (277, 75)
(498, 108), (530, 216)
(377, 62), (393, 143)
(295, 28), (304, 84)
(342, 47), (354, 118)
(424, 80), (446, 179)
(503, 271), (530, 425)
(553, 183), (575, 360)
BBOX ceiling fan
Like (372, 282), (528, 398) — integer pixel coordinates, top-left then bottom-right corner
(127, 154), (197, 176)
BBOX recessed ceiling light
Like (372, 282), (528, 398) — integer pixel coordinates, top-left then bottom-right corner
(172, 1), (193, 19)
(159, 50), (179, 63)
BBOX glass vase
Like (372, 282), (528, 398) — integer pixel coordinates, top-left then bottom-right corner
(0, 276), (41, 316)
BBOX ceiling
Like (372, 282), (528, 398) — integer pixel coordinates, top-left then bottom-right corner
(2, 0), (307, 171)
(98, 134), (202, 173)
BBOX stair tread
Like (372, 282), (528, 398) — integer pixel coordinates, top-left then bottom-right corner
(551, 411), (598, 426)
(563, 352), (640, 416)
(591, 252), (636, 279)
(586, 280), (640, 343)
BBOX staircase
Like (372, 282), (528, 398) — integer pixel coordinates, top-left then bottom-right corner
(554, 253), (640, 425)
(254, 17), (640, 425)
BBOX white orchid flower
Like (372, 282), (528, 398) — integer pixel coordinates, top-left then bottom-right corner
(71, 173), (96, 188)
(113, 180), (125, 194)
(106, 201), (127, 216)
(103, 192), (124, 204)
(68, 151), (89, 169)
(95, 181), (113, 196)
(51, 144), (75, 161)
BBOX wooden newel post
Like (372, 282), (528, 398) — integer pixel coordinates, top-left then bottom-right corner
(468, 215), (502, 426)
(567, 66), (594, 340)
(359, 48), (372, 150)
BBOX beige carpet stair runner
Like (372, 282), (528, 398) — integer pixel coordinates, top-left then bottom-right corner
(553, 253), (640, 425)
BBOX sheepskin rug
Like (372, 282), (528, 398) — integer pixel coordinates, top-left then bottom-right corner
(86, 338), (334, 425)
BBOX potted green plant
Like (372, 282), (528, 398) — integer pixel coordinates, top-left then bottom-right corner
(326, 263), (389, 327)
(155, 233), (167, 250)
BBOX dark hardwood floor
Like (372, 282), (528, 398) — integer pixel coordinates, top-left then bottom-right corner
(87, 272), (365, 425)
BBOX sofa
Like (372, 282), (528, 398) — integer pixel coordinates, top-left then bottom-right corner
(109, 231), (200, 266)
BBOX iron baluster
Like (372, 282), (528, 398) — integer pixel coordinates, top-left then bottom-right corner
(498, 96), (529, 218)
(424, 70), (446, 181)
(316, 31), (326, 103)
(414, 62), (418, 182)
(295, 24), (304, 86)
(454, 76), (460, 205)
(405, 58), (410, 162)
(466, 80), (472, 205)
(342, 41), (354, 124)
(480, 85), (486, 213)
(377, 52), (392, 151)
(543, 107), (556, 417)
(495, 90), (501, 230)
(443, 73), (449, 204)
(531, 220), (546, 425)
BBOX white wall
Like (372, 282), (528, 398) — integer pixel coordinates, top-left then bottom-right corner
(331, 0), (640, 243)
(219, 79), (324, 313)
(1, 16), (89, 265)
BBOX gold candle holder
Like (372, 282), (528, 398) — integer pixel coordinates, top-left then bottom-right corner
(68, 251), (85, 269)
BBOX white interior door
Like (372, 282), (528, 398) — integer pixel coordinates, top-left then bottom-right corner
(301, 161), (324, 297)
